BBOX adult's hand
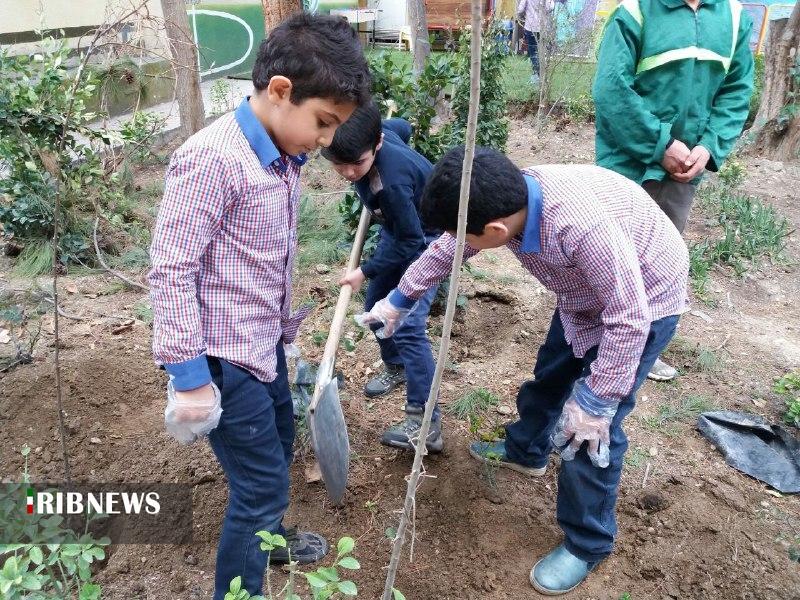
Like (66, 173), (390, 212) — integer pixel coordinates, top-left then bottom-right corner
(661, 139), (691, 175)
(671, 145), (711, 183)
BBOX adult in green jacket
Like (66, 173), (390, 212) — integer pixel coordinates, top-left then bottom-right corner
(593, 0), (754, 381)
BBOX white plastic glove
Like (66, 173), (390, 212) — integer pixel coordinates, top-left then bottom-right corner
(164, 380), (222, 445)
(283, 343), (301, 360)
(551, 396), (614, 469)
(354, 296), (417, 339)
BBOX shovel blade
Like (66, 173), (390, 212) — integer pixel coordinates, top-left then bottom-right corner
(309, 380), (350, 505)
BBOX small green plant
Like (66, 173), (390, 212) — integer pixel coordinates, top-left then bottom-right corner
(717, 156), (746, 189)
(774, 370), (800, 428)
(210, 78), (235, 116)
(447, 388), (500, 420)
(480, 450), (502, 490)
(133, 298), (154, 325)
(228, 535), (361, 600)
(643, 395), (714, 432)
(0, 446), (108, 599)
(119, 111), (166, 163)
(564, 93), (595, 123)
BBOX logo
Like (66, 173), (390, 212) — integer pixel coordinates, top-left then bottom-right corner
(25, 488), (161, 516)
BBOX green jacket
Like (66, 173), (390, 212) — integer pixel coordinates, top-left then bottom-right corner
(592, 0), (754, 184)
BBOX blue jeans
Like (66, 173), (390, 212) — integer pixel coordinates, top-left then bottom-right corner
(505, 310), (679, 563)
(207, 345), (294, 600)
(524, 29), (540, 75)
(364, 232), (439, 419)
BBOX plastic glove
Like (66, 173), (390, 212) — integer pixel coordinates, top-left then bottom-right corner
(283, 343), (301, 360)
(164, 380), (222, 445)
(551, 396), (614, 468)
(354, 296), (417, 339)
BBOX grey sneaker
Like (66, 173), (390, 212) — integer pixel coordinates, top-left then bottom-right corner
(647, 357), (677, 382)
(380, 405), (443, 453)
(364, 364), (406, 398)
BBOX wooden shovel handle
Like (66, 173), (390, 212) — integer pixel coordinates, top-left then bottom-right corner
(309, 205), (371, 412)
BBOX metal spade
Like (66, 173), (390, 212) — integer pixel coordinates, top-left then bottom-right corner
(308, 205), (371, 505)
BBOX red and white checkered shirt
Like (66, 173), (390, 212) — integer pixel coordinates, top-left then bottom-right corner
(149, 104), (309, 390)
(396, 164), (689, 403)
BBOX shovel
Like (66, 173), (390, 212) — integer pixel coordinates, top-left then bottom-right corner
(308, 205), (371, 505)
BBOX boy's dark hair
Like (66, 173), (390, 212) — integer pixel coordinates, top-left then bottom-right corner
(421, 146), (528, 235)
(320, 101), (382, 163)
(252, 13), (371, 106)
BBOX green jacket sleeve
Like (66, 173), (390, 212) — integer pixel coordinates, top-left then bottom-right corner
(592, 11), (673, 166)
(699, 13), (755, 171)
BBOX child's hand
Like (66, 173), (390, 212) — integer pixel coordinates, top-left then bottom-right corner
(164, 381), (222, 444)
(339, 267), (366, 292)
(355, 296), (417, 339)
(551, 396), (613, 468)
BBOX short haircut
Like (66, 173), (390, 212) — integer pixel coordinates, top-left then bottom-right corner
(252, 13), (371, 106)
(421, 146), (528, 235)
(320, 101), (382, 163)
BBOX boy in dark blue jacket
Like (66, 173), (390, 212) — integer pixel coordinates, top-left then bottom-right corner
(322, 101), (442, 452)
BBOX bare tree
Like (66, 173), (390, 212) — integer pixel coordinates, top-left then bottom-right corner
(751, 8), (800, 160)
(262, 0), (302, 35)
(161, 0), (205, 139)
(408, 0), (431, 77)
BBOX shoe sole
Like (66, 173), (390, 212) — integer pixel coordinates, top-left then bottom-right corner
(646, 371), (676, 382)
(529, 559), (583, 596)
(381, 437), (444, 454)
(468, 446), (546, 477)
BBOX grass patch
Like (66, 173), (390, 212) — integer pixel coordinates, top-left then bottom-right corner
(624, 446), (649, 469)
(643, 395), (714, 432)
(13, 240), (53, 278)
(447, 388), (500, 420)
(690, 183), (791, 300)
(662, 336), (724, 374)
(133, 298), (153, 324)
(297, 195), (348, 268)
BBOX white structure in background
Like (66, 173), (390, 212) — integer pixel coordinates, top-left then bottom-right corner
(369, 0), (412, 49)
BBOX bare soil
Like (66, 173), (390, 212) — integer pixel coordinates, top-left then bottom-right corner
(2, 117), (799, 600)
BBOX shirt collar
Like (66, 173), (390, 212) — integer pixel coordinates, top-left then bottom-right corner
(234, 97), (307, 170)
(520, 174), (543, 254)
(657, 0), (718, 8)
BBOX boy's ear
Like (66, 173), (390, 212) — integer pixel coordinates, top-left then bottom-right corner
(483, 220), (510, 240)
(374, 133), (384, 153)
(266, 76), (293, 104)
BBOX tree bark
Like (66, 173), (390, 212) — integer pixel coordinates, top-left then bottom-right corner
(161, 0), (205, 140)
(751, 7), (800, 160)
(408, 0), (431, 76)
(262, 0), (303, 35)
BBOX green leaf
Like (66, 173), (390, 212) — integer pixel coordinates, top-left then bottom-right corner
(305, 572), (328, 589)
(337, 556), (360, 570)
(392, 588), (407, 600)
(337, 580), (357, 596)
(230, 576), (241, 594)
(28, 546), (43, 565)
(385, 527), (397, 540)
(316, 566), (339, 582)
(79, 583), (102, 600)
(24, 161), (36, 171)
(336, 537), (355, 555)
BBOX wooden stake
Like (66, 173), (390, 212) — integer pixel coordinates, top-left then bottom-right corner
(380, 0), (484, 597)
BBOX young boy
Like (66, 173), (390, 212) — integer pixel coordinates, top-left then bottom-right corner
(360, 146), (688, 595)
(148, 14), (370, 600)
(321, 101), (444, 452)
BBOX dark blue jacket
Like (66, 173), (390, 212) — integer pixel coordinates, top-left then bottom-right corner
(355, 118), (436, 278)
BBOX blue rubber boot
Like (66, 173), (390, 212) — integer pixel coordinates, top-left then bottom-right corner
(530, 544), (595, 595)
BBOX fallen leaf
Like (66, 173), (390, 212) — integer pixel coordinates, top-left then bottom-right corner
(0, 329), (10, 344)
(64, 283), (78, 294)
(304, 461), (323, 484)
(751, 398), (766, 408)
(111, 320), (135, 335)
(89, 437), (102, 445)
(689, 309), (714, 323)
(495, 405), (513, 416)
(765, 490), (783, 499)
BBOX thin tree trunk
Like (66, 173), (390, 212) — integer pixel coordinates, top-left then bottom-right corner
(262, 0), (302, 35)
(380, 0), (483, 598)
(751, 7), (800, 160)
(161, 0), (205, 139)
(408, 0), (431, 76)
